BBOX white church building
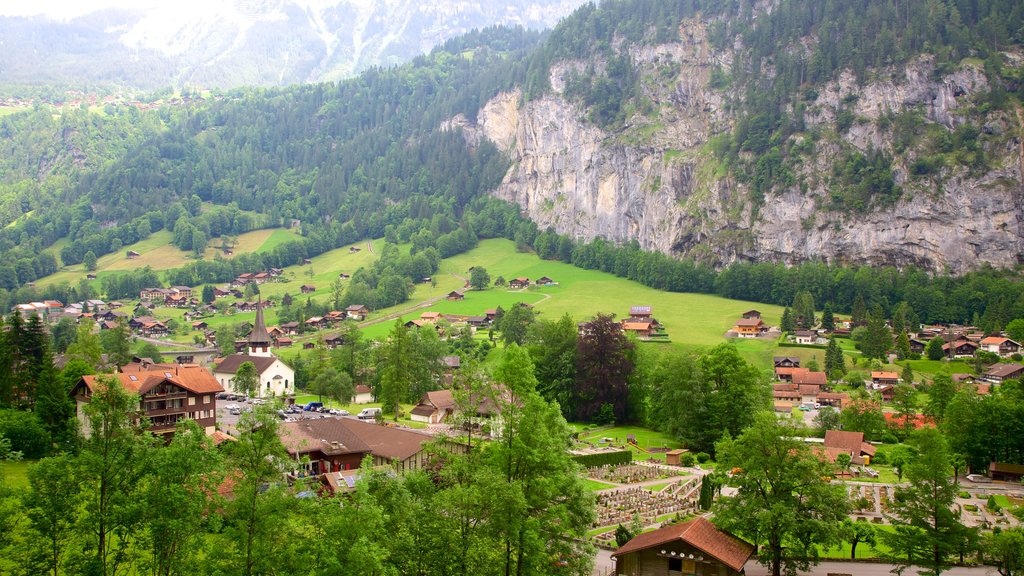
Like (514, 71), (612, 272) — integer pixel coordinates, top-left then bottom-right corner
(212, 301), (295, 398)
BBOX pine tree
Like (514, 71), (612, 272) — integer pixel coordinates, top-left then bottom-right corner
(821, 303), (835, 331)
(900, 363), (915, 387)
(780, 307), (795, 333)
(861, 311), (892, 361)
(851, 294), (868, 326)
(926, 337), (946, 361)
(895, 331), (911, 360)
(825, 338), (846, 380)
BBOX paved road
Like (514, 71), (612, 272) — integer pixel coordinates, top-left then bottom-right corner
(741, 560), (996, 575)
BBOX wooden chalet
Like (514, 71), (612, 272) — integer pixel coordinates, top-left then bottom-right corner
(871, 371), (900, 388)
(733, 317), (766, 337)
(622, 320), (654, 338)
(980, 336), (1022, 357)
(72, 365), (223, 437)
(773, 356), (800, 368)
(508, 277), (530, 289)
(534, 276), (555, 285)
(410, 390), (456, 424)
(944, 339), (979, 359)
(126, 250), (140, 259)
(300, 284), (316, 294)
(346, 304), (368, 321)
(983, 363), (1024, 384)
(741, 309), (761, 320)
(446, 290), (465, 301)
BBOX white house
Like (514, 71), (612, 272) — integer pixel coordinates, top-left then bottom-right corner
(212, 302), (294, 398)
(353, 384), (374, 404)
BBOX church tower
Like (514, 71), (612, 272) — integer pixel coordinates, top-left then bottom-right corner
(248, 299), (272, 357)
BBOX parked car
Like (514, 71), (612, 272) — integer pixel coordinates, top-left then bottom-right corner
(305, 402), (324, 412)
(357, 407), (382, 420)
(328, 408), (350, 416)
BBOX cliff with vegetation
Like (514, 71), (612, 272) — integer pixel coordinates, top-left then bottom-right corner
(451, 2), (1024, 274)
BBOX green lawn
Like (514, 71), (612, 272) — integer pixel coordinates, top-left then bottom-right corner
(820, 523), (897, 559)
(0, 459), (31, 489)
(644, 482), (671, 492)
(578, 425), (684, 462)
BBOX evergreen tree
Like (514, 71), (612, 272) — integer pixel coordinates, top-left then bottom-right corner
(825, 338), (846, 380)
(821, 303), (835, 331)
(34, 363), (76, 450)
(895, 330), (912, 360)
(884, 428), (970, 575)
(379, 320), (412, 420)
(900, 363), (915, 386)
(851, 294), (868, 326)
(926, 337), (946, 361)
(861, 310), (892, 361)
(780, 307), (795, 333)
(201, 284), (216, 304)
(925, 374), (956, 423)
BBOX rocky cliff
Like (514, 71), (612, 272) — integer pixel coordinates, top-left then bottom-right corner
(449, 17), (1024, 274)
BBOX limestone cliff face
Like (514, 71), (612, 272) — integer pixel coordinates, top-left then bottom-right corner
(449, 18), (1024, 273)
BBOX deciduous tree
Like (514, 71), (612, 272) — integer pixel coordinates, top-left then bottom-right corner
(574, 313), (633, 422)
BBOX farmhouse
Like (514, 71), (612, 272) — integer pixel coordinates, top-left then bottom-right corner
(980, 336), (1022, 357)
(871, 371), (900, 388)
(300, 284), (316, 294)
(741, 309), (761, 319)
(508, 277), (530, 289)
(410, 390), (456, 424)
(612, 517), (753, 576)
(346, 304), (368, 321)
(622, 320), (654, 338)
(72, 364), (223, 438)
(733, 317), (766, 337)
(446, 290), (465, 301)
(534, 276), (555, 285)
(944, 339), (979, 359)
(983, 363), (1024, 384)
(773, 356), (800, 368)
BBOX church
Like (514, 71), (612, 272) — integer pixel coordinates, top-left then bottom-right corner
(212, 301), (295, 398)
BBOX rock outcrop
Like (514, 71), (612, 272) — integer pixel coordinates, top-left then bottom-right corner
(451, 17), (1024, 273)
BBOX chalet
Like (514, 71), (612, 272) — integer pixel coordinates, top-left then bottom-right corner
(951, 373), (975, 385)
(268, 268), (284, 277)
(733, 317), (766, 338)
(611, 517), (754, 576)
(279, 416), (446, 476)
(86, 273), (97, 280)
(741, 309), (761, 320)
(410, 390), (456, 424)
(302, 258), (313, 265)
(353, 384), (373, 404)
(72, 365), (223, 438)
(794, 330), (821, 345)
(126, 250), (140, 259)
(773, 356), (800, 368)
(798, 385), (821, 404)
(508, 277), (530, 289)
(404, 319), (428, 329)
(138, 320), (169, 337)
(816, 391), (849, 408)
(876, 384), (897, 402)
(534, 276), (555, 286)
(466, 316), (489, 328)
(989, 462), (1024, 483)
(909, 338), (928, 355)
(792, 371), (827, 387)
(303, 342), (316, 350)
(446, 290), (465, 301)
(822, 430), (877, 465)
(300, 284), (316, 294)
(252, 272), (271, 284)
(944, 339), (979, 359)
(630, 305), (653, 318)
(871, 371), (900, 388)
(305, 317), (329, 330)
(775, 367), (808, 382)
(165, 294), (189, 308)
(191, 321), (208, 331)
(323, 333), (345, 349)
(983, 363), (1024, 384)
(274, 337), (293, 348)
(280, 321), (300, 335)
(346, 304), (368, 321)
(622, 320), (654, 338)
(230, 289), (244, 299)
(980, 336), (1022, 357)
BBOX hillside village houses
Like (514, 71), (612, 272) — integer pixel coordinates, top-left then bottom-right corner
(212, 301), (295, 398)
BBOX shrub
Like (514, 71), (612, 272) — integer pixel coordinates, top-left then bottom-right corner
(695, 452), (711, 464)
(880, 432), (900, 444)
(679, 452), (696, 467)
(0, 409), (51, 459)
(572, 450), (632, 468)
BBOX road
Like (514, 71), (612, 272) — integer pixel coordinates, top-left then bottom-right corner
(592, 552), (997, 576)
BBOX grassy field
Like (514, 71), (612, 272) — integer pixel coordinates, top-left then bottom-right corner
(577, 425), (684, 462)
(0, 460), (30, 489)
(36, 227), (300, 290)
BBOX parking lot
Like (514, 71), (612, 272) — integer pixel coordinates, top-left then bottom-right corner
(215, 394), (362, 436)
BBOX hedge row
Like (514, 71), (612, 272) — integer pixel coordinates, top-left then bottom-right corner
(572, 450), (633, 468)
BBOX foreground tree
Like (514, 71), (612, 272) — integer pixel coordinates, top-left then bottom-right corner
(233, 361), (259, 398)
(884, 427), (970, 576)
(714, 414), (848, 576)
(987, 527), (1024, 576)
(526, 314), (577, 417)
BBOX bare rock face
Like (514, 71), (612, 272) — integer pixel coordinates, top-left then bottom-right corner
(452, 17), (1024, 273)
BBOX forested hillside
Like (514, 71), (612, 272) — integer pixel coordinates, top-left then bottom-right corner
(0, 0), (1021, 316)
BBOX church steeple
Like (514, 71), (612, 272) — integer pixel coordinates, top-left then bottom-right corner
(248, 298), (272, 356)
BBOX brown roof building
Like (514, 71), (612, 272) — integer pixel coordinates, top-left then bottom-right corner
(72, 365), (223, 437)
(612, 517), (754, 576)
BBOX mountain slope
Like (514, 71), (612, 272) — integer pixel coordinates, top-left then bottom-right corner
(451, 0), (1024, 273)
(0, 0), (587, 90)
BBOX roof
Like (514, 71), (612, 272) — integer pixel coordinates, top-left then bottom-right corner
(986, 363), (1024, 378)
(623, 321), (653, 331)
(279, 418), (372, 457)
(797, 385), (821, 396)
(213, 355), (279, 375)
(81, 365), (223, 396)
(630, 306), (652, 315)
(735, 318), (764, 327)
(824, 430), (876, 456)
(871, 371), (899, 379)
(355, 384), (372, 395)
(422, 389), (455, 410)
(773, 356), (800, 364)
(211, 430), (238, 445)
(775, 367), (809, 377)
(981, 336), (1018, 346)
(792, 371), (827, 386)
(989, 462), (1024, 475)
(303, 417), (437, 461)
(611, 517), (754, 571)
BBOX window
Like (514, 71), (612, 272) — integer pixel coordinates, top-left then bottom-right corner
(668, 558), (681, 572)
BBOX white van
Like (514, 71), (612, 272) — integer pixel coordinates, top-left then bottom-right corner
(357, 407), (382, 420)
